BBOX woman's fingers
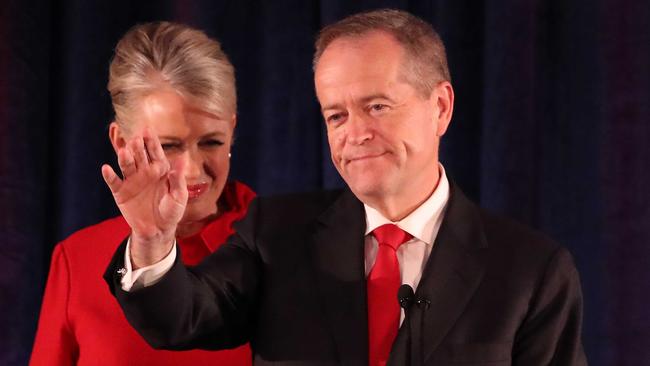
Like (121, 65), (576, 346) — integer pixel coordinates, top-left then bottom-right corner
(101, 164), (123, 194)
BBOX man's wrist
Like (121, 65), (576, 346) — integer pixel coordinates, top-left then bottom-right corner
(122, 238), (177, 291)
(129, 233), (175, 269)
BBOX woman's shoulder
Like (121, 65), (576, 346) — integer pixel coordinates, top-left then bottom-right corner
(57, 216), (130, 258)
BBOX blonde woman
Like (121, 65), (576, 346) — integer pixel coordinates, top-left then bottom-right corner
(30, 22), (254, 366)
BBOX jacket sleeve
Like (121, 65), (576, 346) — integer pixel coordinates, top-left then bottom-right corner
(513, 247), (588, 365)
(30, 244), (79, 365)
(104, 198), (262, 351)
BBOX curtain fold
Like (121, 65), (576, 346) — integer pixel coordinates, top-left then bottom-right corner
(0, 0), (647, 364)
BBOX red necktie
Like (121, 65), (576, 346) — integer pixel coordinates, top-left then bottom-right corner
(367, 224), (413, 366)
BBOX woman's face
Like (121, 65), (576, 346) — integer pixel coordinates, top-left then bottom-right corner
(111, 89), (235, 227)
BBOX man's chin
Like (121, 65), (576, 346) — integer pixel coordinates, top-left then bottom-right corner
(346, 180), (389, 203)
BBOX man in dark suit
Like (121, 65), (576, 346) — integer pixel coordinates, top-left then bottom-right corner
(104, 9), (587, 366)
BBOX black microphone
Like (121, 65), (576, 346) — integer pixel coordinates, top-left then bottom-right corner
(398, 284), (415, 310)
(398, 284), (429, 366)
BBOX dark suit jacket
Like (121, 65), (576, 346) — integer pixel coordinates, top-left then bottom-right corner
(105, 183), (587, 365)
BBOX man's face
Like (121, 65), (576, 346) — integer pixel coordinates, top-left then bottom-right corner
(315, 31), (452, 213)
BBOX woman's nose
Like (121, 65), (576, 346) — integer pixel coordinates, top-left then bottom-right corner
(181, 149), (203, 180)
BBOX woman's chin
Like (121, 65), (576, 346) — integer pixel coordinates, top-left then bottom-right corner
(176, 213), (210, 238)
(180, 204), (215, 224)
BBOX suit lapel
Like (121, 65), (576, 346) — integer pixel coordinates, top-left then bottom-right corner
(308, 184), (487, 365)
(310, 189), (368, 366)
(402, 183), (488, 363)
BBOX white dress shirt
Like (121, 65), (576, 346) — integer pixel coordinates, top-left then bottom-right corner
(364, 164), (450, 323)
(122, 165), (451, 308)
(121, 238), (177, 291)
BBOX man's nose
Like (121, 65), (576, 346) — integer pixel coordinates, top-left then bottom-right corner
(346, 112), (373, 145)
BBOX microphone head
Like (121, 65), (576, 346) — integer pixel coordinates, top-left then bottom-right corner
(397, 284), (415, 309)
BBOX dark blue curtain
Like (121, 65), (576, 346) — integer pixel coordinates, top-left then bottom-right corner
(1, 0), (648, 365)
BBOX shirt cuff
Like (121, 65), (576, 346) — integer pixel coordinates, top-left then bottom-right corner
(120, 237), (177, 292)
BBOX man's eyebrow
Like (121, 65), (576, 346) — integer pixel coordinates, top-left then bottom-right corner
(359, 93), (397, 104)
(321, 103), (345, 113)
(321, 94), (397, 112)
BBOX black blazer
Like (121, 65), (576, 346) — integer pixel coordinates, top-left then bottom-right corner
(105, 183), (587, 365)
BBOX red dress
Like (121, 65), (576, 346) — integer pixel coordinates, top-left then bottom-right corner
(30, 181), (255, 366)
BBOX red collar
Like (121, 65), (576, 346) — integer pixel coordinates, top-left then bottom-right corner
(196, 180), (256, 252)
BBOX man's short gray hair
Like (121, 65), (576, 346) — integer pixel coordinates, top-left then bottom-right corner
(314, 9), (451, 98)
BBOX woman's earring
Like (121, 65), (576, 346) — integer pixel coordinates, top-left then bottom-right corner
(228, 152), (232, 159)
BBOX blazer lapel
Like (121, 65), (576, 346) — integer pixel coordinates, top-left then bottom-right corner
(309, 189), (368, 366)
(396, 183), (488, 363)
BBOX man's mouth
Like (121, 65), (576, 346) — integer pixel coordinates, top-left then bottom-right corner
(346, 152), (387, 163)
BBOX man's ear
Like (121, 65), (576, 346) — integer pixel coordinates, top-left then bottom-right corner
(108, 122), (126, 153)
(431, 81), (454, 137)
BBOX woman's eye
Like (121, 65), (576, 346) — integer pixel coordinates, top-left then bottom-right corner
(161, 143), (180, 151)
(200, 139), (224, 147)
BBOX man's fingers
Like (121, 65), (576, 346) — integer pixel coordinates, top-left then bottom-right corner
(143, 129), (167, 168)
(168, 158), (187, 203)
(101, 164), (123, 194)
(117, 147), (136, 178)
(131, 136), (149, 169)
(143, 133), (169, 179)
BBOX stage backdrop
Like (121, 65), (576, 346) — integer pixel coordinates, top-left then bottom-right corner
(1, 0), (648, 365)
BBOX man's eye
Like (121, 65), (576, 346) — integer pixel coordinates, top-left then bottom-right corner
(326, 113), (343, 123)
(370, 104), (388, 112)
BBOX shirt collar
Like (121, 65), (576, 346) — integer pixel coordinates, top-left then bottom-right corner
(363, 163), (450, 245)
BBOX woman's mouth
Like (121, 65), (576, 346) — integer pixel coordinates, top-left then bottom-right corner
(187, 183), (209, 201)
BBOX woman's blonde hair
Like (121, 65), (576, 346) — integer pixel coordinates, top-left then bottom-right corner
(108, 22), (236, 130)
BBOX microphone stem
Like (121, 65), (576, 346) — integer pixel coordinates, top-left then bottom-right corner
(404, 309), (412, 366)
(419, 303), (425, 366)
(411, 303), (421, 366)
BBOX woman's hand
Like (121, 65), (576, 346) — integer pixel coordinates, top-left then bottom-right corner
(101, 128), (187, 268)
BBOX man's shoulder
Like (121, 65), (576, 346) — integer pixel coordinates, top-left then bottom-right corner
(258, 188), (345, 205)
(233, 189), (354, 236)
(478, 208), (561, 258)
(472, 207), (577, 282)
(447, 183), (562, 259)
(230, 189), (355, 255)
(446, 183), (570, 273)
(253, 189), (347, 221)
